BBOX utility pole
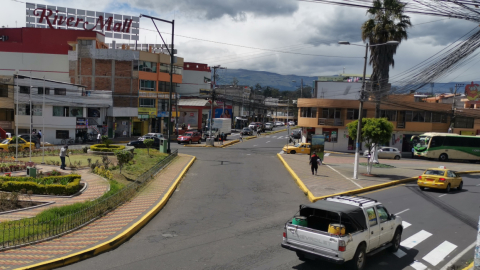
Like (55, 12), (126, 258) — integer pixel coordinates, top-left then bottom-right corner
(42, 76), (45, 164)
(451, 83), (464, 131)
(287, 98), (290, 152)
(300, 78), (303, 98)
(29, 72), (32, 162)
(209, 65), (226, 144)
(353, 43), (368, 179)
(15, 73), (18, 160)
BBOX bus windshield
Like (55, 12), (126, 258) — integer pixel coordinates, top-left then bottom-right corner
(412, 135), (430, 151)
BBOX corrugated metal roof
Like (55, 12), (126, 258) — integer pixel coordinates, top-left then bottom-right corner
(178, 99), (212, 106)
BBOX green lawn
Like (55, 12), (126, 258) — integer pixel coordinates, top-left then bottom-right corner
(18, 155), (107, 167)
(111, 148), (168, 182)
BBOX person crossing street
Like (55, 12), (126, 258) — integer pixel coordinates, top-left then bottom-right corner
(309, 152), (321, 176)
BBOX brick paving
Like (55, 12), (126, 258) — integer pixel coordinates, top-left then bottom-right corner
(281, 154), (480, 198)
(0, 154), (193, 269)
(0, 165), (109, 222)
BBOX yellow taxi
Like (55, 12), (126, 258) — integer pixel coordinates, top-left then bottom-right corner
(282, 142), (311, 154)
(417, 167), (463, 193)
(0, 137), (35, 151)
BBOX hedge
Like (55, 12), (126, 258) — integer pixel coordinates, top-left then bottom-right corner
(90, 144), (125, 152)
(0, 175), (82, 195)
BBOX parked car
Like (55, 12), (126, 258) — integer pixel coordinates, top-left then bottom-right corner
(127, 136), (161, 148)
(288, 121), (295, 126)
(177, 131), (202, 144)
(282, 196), (403, 270)
(275, 121), (285, 126)
(142, 133), (164, 139)
(264, 122), (274, 131)
(18, 134), (41, 149)
(282, 142), (311, 154)
(0, 137), (35, 151)
(417, 167), (463, 192)
(363, 147), (402, 160)
(291, 130), (301, 139)
(241, 128), (253, 136)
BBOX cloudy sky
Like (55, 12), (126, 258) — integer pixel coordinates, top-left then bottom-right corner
(2, 0), (479, 88)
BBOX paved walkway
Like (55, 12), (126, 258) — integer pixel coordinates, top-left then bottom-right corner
(280, 154), (480, 198)
(0, 154), (193, 269)
(0, 166), (109, 222)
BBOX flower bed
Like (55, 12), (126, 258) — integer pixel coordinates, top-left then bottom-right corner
(90, 144), (125, 152)
(0, 162), (27, 173)
(0, 174), (82, 195)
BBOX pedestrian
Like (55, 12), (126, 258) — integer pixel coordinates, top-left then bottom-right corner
(37, 130), (42, 139)
(97, 133), (101, 144)
(309, 152), (320, 176)
(59, 145), (69, 170)
(411, 146), (415, 158)
(220, 132), (224, 145)
(239, 131), (243, 142)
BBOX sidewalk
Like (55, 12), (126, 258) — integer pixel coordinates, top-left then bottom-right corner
(0, 154), (195, 270)
(279, 154), (480, 198)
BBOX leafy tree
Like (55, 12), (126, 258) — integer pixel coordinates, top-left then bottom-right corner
(143, 139), (154, 156)
(114, 150), (133, 174)
(361, 0), (411, 116)
(347, 118), (394, 174)
(101, 135), (112, 148)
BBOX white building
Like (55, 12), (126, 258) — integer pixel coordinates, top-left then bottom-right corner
(14, 75), (112, 145)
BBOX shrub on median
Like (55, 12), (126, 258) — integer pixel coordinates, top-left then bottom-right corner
(0, 175), (82, 195)
(90, 144), (125, 152)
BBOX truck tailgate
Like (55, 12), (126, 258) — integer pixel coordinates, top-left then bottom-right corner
(285, 224), (339, 252)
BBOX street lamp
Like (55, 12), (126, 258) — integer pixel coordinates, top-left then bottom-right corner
(338, 40), (399, 179)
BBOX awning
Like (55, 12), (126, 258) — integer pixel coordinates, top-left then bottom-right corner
(235, 117), (248, 121)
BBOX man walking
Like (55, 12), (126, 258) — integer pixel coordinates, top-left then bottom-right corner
(37, 130), (42, 147)
(239, 131), (243, 142)
(59, 145), (69, 170)
(309, 152), (320, 176)
(220, 132), (225, 145)
(97, 133), (101, 144)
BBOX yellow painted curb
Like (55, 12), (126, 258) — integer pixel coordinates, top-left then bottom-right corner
(325, 151), (354, 155)
(184, 144), (207, 147)
(277, 154), (316, 202)
(456, 170), (480, 175)
(16, 155), (197, 270)
(461, 262), (474, 270)
(221, 139), (240, 148)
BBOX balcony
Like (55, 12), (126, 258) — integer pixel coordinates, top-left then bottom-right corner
(318, 118), (343, 126)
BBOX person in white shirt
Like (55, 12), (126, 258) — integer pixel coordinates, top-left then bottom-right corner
(97, 133), (101, 144)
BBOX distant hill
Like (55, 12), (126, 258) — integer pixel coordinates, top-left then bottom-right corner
(214, 69), (317, 91)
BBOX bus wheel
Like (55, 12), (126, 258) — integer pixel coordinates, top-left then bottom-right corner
(439, 153), (448, 161)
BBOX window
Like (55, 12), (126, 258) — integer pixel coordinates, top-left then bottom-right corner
(138, 61), (157, 73)
(0, 85), (8, 97)
(159, 64), (182, 75)
(56, 130), (69, 139)
(158, 82), (178, 92)
(322, 108), (341, 119)
(32, 105), (42, 116)
(53, 106), (69, 117)
(0, 109), (14, 121)
(19, 86), (30, 94)
(69, 107), (83, 117)
(380, 110), (397, 121)
(376, 205), (390, 223)
(88, 108), (101, 118)
(323, 128), (338, 143)
(139, 98), (155, 107)
(54, 88), (66, 95)
(37, 87), (50, 95)
(346, 109), (366, 120)
(412, 111), (425, 122)
(17, 104), (31, 115)
(300, 107), (317, 118)
(140, 80), (156, 91)
(454, 117), (474, 128)
(158, 99), (168, 112)
(366, 207), (378, 226)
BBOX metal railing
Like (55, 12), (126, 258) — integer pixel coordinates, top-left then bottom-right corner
(0, 150), (178, 251)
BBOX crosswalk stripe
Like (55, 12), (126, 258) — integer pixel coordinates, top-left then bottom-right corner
(400, 230), (432, 249)
(422, 241), (457, 266)
(393, 248), (407, 258)
(402, 221), (411, 229)
(410, 261), (427, 270)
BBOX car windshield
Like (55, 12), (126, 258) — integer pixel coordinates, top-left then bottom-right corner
(184, 133), (193, 136)
(424, 170), (445, 176)
(1, 139), (9, 144)
(293, 143), (301, 147)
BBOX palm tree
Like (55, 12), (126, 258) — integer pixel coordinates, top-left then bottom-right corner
(361, 0), (411, 117)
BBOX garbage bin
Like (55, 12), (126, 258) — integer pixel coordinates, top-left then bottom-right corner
(27, 167), (37, 178)
(206, 138), (215, 146)
(159, 139), (168, 153)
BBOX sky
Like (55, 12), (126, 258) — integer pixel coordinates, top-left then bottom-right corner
(1, 0), (480, 88)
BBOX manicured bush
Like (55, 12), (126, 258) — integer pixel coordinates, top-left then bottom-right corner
(90, 144), (125, 152)
(0, 175), (82, 195)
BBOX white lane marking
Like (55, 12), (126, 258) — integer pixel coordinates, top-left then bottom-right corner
(324, 153), (330, 157)
(272, 136), (277, 138)
(440, 241), (476, 270)
(278, 151), (284, 154)
(402, 221), (411, 229)
(400, 230), (432, 249)
(393, 248), (407, 258)
(395, 209), (410, 215)
(410, 261), (427, 270)
(246, 154), (251, 155)
(476, 184), (480, 186)
(439, 194), (447, 197)
(423, 241), (457, 266)
(325, 165), (363, 188)
(266, 141), (270, 143)
(253, 145), (257, 147)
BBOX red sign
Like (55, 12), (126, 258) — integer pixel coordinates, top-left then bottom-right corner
(465, 81), (480, 101)
(33, 8), (133, 33)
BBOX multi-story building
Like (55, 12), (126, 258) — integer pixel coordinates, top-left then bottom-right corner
(176, 62), (211, 97)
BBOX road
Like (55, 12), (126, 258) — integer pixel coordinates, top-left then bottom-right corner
(60, 128), (480, 270)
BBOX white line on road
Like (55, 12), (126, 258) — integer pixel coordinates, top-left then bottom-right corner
(410, 261), (427, 270)
(402, 221), (411, 229)
(439, 194), (447, 197)
(477, 184), (480, 186)
(253, 145), (257, 147)
(266, 141), (270, 143)
(395, 209), (410, 215)
(440, 241), (476, 270)
(393, 248), (407, 258)
(400, 230), (432, 249)
(423, 241), (457, 266)
(326, 165), (363, 188)
(324, 153), (330, 157)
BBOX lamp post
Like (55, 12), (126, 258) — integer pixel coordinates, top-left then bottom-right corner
(338, 40), (399, 179)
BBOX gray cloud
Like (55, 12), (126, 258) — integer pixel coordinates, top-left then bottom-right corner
(127, 0), (299, 20)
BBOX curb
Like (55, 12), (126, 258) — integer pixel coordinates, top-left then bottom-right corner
(462, 262), (474, 270)
(221, 139), (240, 148)
(184, 144), (207, 147)
(325, 150), (354, 155)
(277, 154), (316, 202)
(17, 155), (196, 270)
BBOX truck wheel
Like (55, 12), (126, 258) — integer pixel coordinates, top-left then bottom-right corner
(351, 244), (366, 270)
(439, 153), (448, 161)
(389, 229), (402, 252)
(296, 251), (307, 262)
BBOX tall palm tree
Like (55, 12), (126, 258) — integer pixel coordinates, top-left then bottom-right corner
(361, 0), (411, 117)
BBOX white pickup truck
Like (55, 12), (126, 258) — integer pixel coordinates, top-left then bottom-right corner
(281, 196), (403, 270)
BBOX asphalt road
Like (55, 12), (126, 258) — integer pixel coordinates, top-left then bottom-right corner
(59, 129), (480, 270)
